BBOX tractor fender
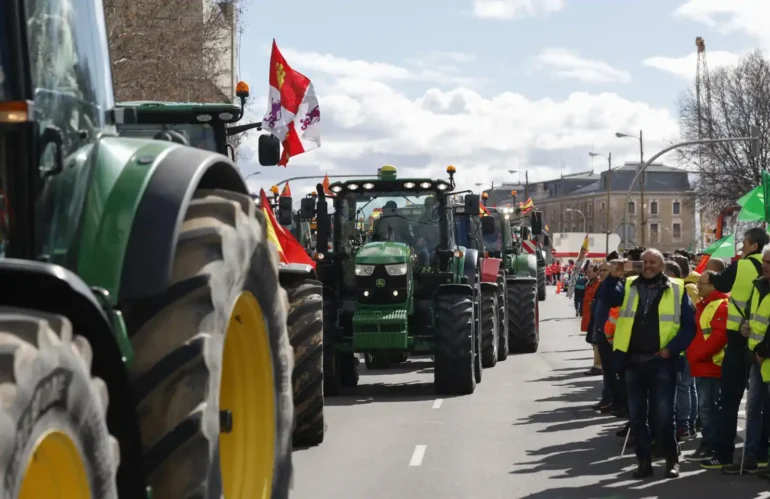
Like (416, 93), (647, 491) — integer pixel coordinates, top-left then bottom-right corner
(119, 145), (247, 301)
(0, 259), (146, 496)
(480, 281), (498, 294)
(513, 253), (538, 278)
(278, 262), (318, 288)
(436, 283), (474, 298)
(463, 248), (479, 286)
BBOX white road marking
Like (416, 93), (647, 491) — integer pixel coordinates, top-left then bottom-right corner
(432, 399), (443, 409)
(409, 445), (427, 466)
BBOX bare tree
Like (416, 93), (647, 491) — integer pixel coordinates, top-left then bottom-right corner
(677, 50), (770, 211)
(105, 0), (243, 103)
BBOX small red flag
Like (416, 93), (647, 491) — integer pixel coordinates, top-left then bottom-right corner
(281, 182), (292, 197)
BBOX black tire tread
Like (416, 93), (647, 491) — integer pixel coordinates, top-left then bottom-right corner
(125, 189), (293, 499)
(285, 279), (325, 447)
(433, 292), (476, 395)
(507, 278), (539, 354)
(537, 267), (547, 301)
(496, 276), (509, 361)
(480, 287), (498, 368)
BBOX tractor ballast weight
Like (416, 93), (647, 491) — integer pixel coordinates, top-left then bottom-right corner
(0, 4), (297, 496)
(308, 165), (482, 395)
(117, 97), (327, 447)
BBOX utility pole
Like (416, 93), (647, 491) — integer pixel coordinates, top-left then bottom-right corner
(639, 130), (645, 246)
(524, 171), (529, 199)
(606, 153), (612, 254)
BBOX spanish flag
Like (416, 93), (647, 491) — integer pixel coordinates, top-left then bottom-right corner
(519, 197), (534, 213)
(578, 233), (589, 260)
(259, 189), (316, 269)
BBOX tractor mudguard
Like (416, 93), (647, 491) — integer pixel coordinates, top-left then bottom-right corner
(0, 259), (147, 497)
(480, 281), (498, 294)
(278, 262), (318, 287)
(462, 248), (479, 285)
(119, 144), (246, 301)
(436, 283), (474, 297)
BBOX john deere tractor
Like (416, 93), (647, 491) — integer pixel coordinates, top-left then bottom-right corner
(116, 97), (327, 446)
(0, 2), (293, 498)
(483, 207), (541, 353)
(285, 165), (484, 395)
(452, 201), (508, 367)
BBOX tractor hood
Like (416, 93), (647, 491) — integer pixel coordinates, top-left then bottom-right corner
(355, 241), (410, 265)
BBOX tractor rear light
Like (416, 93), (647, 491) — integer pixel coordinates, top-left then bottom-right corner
(0, 101), (32, 123)
(453, 250), (464, 258)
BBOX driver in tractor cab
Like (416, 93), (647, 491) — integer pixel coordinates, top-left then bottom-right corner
(374, 200), (414, 244)
(416, 196), (439, 265)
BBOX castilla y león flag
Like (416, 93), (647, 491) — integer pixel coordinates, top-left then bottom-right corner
(262, 40), (321, 166)
(259, 189), (316, 269)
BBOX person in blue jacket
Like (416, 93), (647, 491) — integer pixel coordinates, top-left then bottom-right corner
(602, 248), (696, 479)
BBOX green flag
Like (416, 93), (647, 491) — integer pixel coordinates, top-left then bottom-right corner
(703, 234), (730, 255)
(737, 186), (765, 221)
(737, 186), (761, 206)
(763, 170), (770, 222)
(709, 233), (736, 259)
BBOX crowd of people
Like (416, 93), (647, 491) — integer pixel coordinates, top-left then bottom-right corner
(553, 228), (770, 480)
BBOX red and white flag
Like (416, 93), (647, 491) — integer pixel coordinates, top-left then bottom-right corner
(262, 40), (321, 166)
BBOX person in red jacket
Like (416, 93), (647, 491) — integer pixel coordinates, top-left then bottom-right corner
(686, 270), (729, 461)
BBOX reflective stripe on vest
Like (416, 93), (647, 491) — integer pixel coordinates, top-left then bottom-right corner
(699, 298), (727, 367)
(613, 276), (683, 353)
(727, 254), (763, 330)
(748, 287), (770, 382)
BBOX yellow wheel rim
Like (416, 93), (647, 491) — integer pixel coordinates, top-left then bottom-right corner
(220, 291), (276, 498)
(18, 429), (91, 499)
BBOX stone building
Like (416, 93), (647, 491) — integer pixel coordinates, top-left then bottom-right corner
(485, 163), (696, 253)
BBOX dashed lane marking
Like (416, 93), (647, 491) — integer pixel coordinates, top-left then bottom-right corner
(409, 445), (427, 466)
(432, 399), (443, 409)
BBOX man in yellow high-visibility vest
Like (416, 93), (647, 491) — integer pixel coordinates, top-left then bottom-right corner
(702, 228), (770, 471)
(603, 249), (696, 479)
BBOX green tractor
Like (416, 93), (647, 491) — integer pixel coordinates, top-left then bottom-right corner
(483, 207), (541, 353)
(452, 202), (508, 367)
(0, 3), (294, 498)
(285, 165), (485, 395)
(116, 96), (327, 446)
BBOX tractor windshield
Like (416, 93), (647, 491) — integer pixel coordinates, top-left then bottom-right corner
(482, 213), (504, 252)
(335, 191), (444, 252)
(118, 123), (218, 151)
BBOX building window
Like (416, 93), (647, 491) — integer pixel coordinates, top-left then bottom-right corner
(672, 200), (681, 215)
(650, 201), (658, 215)
(628, 201), (636, 214)
(650, 223), (659, 242)
(588, 224), (593, 233)
(601, 201), (605, 211)
(673, 223), (682, 240)
(587, 203), (593, 216)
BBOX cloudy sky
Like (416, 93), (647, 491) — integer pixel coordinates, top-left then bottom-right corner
(237, 0), (767, 196)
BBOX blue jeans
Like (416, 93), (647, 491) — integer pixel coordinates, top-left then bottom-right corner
(696, 377), (720, 451)
(676, 360), (697, 432)
(626, 359), (679, 462)
(596, 335), (614, 404)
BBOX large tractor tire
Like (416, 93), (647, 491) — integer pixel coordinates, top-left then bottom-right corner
(537, 266), (547, 302)
(496, 275), (509, 361)
(285, 279), (325, 447)
(507, 277), (539, 353)
(480, 283), (499, 368)
(0, 308), (120, 499)
(124, 189), (293, 499)
(434, 290), (476, 395)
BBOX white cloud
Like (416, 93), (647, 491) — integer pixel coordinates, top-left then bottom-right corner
(241, 49), (680, 198)
(674, 0), (770, 47)
(643, 50), (744, 79)
(533, 48), (632, 84)
(473, 0), (564, 19)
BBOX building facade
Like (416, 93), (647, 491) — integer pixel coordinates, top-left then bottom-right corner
(484, 163), (696, 253)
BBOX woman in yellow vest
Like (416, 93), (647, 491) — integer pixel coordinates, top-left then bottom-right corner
(603, 249), (696, 479)
(702, 228), (769, 471)
(686, 271), (728, 461)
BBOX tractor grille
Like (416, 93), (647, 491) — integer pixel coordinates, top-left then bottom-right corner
(356, 265), (407, 304)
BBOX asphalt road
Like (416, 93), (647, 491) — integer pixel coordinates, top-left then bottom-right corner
(291, 288), (770, 499)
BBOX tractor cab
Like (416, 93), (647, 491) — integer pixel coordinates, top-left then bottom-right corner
(116, 82), (281, 165)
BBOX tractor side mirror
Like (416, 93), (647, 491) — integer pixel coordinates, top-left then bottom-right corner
(278, 197), (293, 226)
(258, 134), (280, 166)
(481, 216), (496, 235)
(530, 211), (543, 235)
(464, 194), (480, 213)
(520, 226), (530, 240)
(300, 198), (316, 219)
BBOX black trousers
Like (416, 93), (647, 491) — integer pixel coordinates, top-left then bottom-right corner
(714, 332), (749, 463)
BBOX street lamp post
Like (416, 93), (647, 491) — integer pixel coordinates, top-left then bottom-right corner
(616, 131), (645, 244)
(589, 152), (612, 253)
(621, 131), (760, 247)
(566, 208), (586, 233)
(244, 171), (262, 182)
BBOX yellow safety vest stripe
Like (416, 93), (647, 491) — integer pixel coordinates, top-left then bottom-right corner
(613, 276), (683, 353)
(748, 285), (770, 382)
(727, 254), (763, 329)
(699, 298), (727, 367)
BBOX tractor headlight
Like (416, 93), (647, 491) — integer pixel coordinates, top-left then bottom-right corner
(355, 264), (375, 276)
(385, 263), (408, 276)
